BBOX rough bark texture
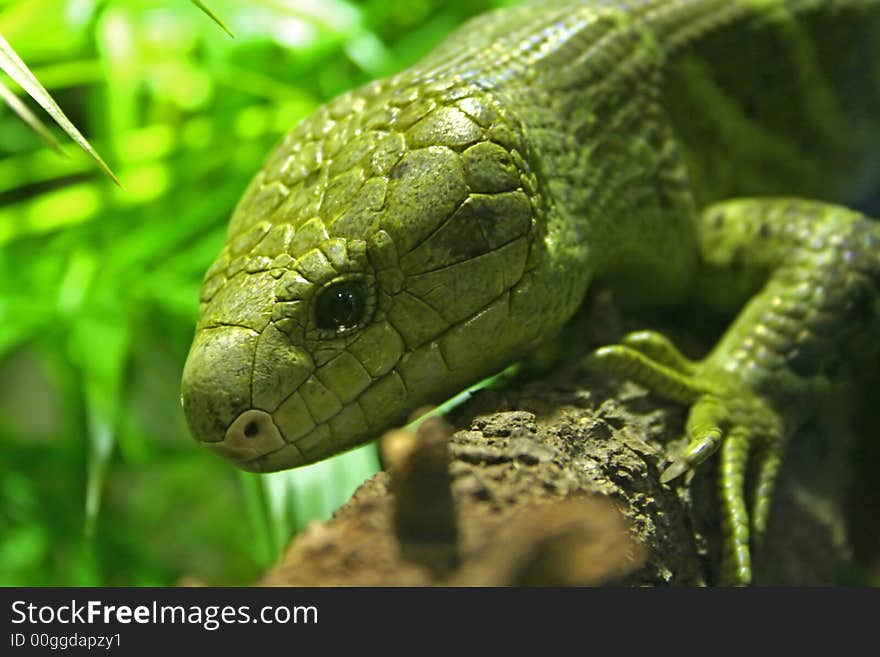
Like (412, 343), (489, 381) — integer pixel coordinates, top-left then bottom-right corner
(260, 300), (865, 587)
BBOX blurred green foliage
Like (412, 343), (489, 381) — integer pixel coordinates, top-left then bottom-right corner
(0, 0), (518, 586)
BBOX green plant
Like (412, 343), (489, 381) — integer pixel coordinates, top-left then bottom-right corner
(0, 0), (516, 586)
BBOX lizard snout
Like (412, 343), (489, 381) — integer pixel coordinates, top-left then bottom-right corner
(181, 326), (310, 470)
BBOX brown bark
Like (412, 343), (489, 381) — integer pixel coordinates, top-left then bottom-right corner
(260, 353), (856, 586)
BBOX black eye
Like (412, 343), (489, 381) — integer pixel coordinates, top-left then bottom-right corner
(314, 280), (368, 332)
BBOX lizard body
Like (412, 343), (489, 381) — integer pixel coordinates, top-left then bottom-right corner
(181, 0), (880, 584)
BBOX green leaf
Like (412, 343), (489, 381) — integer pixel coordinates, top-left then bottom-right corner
(237, 472), (276, 568)
(68, 305), (131, 541)
(0, 31), (120, 185)
(0, 77), (63, 153)
(405, 363), (521, 432)
(190, 0), (235, 38)
(258, 443), (380, 556)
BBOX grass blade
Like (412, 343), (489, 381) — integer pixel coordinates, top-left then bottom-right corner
(0, 77), (64, 154)
(0, 32), (120, 186)
(260, 443), (380, 549)
(190, 0), (235, 38)
(72, 310), (130, 544)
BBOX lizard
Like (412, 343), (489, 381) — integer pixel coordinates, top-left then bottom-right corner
(180, 0), (880, 585)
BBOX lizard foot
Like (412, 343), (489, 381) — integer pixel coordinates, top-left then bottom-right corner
(582, 330), (784, 585)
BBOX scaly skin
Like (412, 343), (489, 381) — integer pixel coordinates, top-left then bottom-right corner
(181, 0), (880, 584)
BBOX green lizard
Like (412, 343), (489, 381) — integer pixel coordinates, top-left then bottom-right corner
(181, 0), (880, 584)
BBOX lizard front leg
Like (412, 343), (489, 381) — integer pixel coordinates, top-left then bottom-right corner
(586, 199), (880, 584)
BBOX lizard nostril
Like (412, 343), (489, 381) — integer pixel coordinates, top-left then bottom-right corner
(222, 409), (287, 458)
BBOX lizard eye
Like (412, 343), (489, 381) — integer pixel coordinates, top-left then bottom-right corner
(314, 279), (368, 333)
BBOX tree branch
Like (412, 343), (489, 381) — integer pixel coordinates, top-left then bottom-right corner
(260, 355), (854, 586)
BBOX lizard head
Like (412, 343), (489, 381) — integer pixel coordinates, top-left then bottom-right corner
(181, 77), (544, 471)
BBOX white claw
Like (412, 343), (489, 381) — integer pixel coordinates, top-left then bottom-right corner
(660, 459), (689, 483)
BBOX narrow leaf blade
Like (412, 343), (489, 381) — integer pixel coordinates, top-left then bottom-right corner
(0, 77), (64, 153)
(0, 32), (120, 185)
(190, 0), (235, 38)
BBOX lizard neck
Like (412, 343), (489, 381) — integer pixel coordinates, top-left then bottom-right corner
(463, 1), (712, 307)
